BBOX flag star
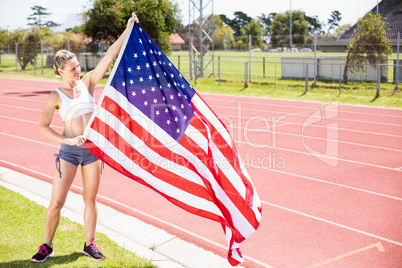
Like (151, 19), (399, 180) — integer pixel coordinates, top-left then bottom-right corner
(163, 62), (166, 65)
(159, 60), (162, 64)
(153, 61), (157, 66)
(144, 101), (148, 106)
(176, 129), (180, 133)
(183, 115), (187, 120)
(132, 91), (136, 97)
(181, 104), (185, 109)
(184, 95), (188, 99)
(156, 73), (160, 78)
(139, 39), (142, 43)
(158, 51), (162, 55)
(168, 62), (172, 67)
(130, 79), (134, 85)
(167, 83), (171, 88)
(142, 51), (147, 56)
(170, 73), (174, 78)
(162, 96), (166, 101)
(151, 87), (156, 92)
(159, 85), (163, 89)
(139, 77), (144, 82)
(166, 120), (171, 125)
(148, 75), (153, 80)
(149, 49), (153, 54)
(165, 108), (169, 113)
(148, 39), (152, 43)
(136, 65), (141, 71)
(145, 63), (150, 68)
(169, 94), (174, 100)
(174, 117), (179, 122)
(179, 73), (182, 78)
(122, 81), (126, 86)
(172, 106), (177, 110)
(163, 72), (167, 76)
(155, 110), (160, 116)
(141, 89), (146, 94)
(139, 28), (143, 32)
(177, 92), (181, 97)
(173, 81), (177, 86)
(153, 99), (158, 104)
(127, 67), (132, 73)
(181, 84), (185, 88)
(134, 53), (138, 58)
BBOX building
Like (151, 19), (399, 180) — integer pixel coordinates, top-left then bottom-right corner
(170, 33), (185, 51)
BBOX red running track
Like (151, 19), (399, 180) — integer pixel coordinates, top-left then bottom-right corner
(1, 78), (401, 267)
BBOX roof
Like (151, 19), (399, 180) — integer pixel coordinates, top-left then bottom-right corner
(170, 33), (185, 44)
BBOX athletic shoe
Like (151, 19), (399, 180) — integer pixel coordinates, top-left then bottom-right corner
(82, 238), (105, 260)
(31, 243), (54, 262)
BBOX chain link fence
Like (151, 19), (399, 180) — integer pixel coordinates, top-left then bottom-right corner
(1, 33), (401, 94)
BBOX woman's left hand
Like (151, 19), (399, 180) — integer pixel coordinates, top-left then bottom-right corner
(128, 12), (139, 25)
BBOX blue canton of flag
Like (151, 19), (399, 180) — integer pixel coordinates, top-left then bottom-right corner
(111, 24), (195, 141)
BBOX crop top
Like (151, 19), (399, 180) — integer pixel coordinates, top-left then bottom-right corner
(55, 80), (96, 122)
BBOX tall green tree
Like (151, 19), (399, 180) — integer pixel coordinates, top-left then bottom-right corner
(213, 15), (234, 50)
(304, 13), (323, 34)
(327, 10), (342, 33)
(270, 11), (308, 46)
(82, 0), (179, 53)
(27, 5), (60, 29)
(228, 11), (252, 37)
(258, 13), (276, 35)
(343, 12), (391, 86)
(240, 19), (263, 47)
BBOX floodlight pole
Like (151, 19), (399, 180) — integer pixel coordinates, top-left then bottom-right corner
(290, 0), (292, 48)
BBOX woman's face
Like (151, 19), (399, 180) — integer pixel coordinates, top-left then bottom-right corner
(60, 57), (81, 81)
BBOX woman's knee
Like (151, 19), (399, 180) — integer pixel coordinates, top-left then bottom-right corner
(48, 198), (65, 211)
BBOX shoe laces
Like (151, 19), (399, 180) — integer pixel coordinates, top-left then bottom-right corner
(38, 244), (49, 255)
(90, 238), (100, 253)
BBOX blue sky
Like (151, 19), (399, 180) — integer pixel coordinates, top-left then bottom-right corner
(0, 0), (379, 31)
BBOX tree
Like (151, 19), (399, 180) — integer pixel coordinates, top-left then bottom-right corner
(27, 5), (60, 29)
(343, 12), (392, 87)
(258, 13), (276, 35)
(240, 19), (263, 47)
(228, 11), (252, 37)
(82, 0), (179, 53)
(327, 10), (342, 33)
(213, 15), (234, 50)
(304, 13), (323, 34)
(270, 11), (308, 47)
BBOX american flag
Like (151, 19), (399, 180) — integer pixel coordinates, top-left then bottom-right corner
(84, 23), (261, 266)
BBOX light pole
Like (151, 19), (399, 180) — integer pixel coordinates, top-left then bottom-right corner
(290, 0), (292, 48)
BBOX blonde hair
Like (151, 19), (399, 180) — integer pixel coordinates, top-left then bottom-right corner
(53, 50), (77, 78)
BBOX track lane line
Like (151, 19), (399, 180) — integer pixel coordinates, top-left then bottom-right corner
(261, 201), (402, 247)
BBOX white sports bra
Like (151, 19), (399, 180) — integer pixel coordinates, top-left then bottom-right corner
(55, 80), (96, 122)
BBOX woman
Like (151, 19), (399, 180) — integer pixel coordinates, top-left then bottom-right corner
(31, 13), (139, 262)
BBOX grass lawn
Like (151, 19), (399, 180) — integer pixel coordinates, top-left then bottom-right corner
(0, 185), (157, 268)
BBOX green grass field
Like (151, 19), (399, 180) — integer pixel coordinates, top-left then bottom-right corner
(1, 51), (401, 108)
(0, 185), (157, 268)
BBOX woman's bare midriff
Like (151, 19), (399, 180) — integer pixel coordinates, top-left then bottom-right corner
(62, 113), (92, 138)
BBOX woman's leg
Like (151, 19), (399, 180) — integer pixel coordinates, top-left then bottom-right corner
(81, 160), (101, 246)
(44, 159), (77, 245)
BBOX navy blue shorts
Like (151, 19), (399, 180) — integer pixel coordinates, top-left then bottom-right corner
(58, 144), (98, 167)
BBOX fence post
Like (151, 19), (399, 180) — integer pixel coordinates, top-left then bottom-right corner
(15, 43), (18, 71)
(189, 36), (193, 80)
(376, 64), (380, 97)
(305, 64), (309, 93)
(84, 54), (87, 75)
(218, 56), (221, 86)
(178, 55), (180, 71)
(275, 62), (277, 90)
(67, 40), (70, 51)
(396, 31), (400, 90)
(34, 57), (36, 77)
(339, 64), (342, 94)
(244, 61), (248, 87)
(249, 34), (251, 82)
(313, 33), (317, 87)
(194, 60), (197, 84)
(263, 57), (265, 78)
